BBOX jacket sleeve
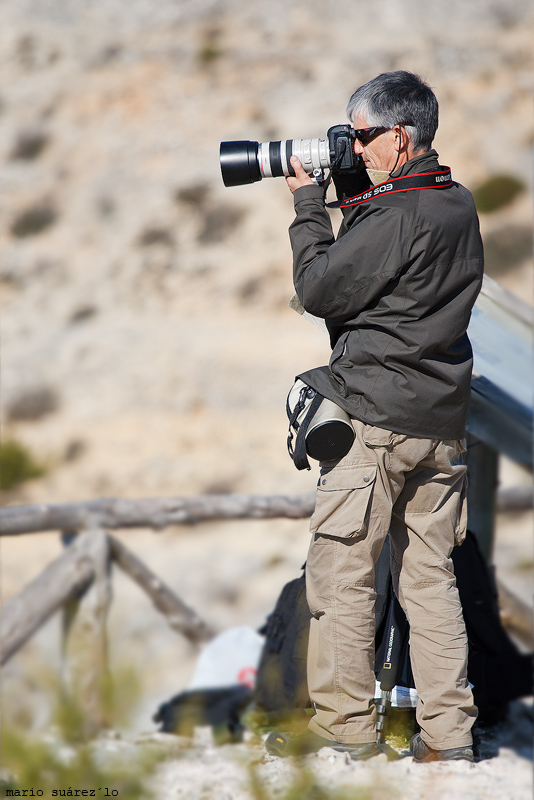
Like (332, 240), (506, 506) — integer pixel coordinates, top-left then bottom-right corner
(289, 185), (408, 320)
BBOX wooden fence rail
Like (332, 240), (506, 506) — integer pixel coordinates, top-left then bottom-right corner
(0, 489), (532, 731)
(0, 492), (317, 536)
(0, 487), (529, 537)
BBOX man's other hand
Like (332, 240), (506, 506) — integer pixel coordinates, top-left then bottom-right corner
(286, 156), (314, 194)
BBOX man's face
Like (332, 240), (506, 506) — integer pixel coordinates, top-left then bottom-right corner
(352, 113), (399, 173)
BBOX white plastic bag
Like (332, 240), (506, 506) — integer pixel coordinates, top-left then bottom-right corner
(188, 626), (264, 690)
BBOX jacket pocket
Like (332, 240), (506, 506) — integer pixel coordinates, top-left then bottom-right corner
(310, 464), (377, 539)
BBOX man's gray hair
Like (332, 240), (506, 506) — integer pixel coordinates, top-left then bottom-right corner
(346, 71), (438, 153)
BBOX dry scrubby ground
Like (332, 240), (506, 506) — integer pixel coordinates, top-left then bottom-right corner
(0, 1), (533, 797)
(152, 702), (534, 800)
(21, 703), (533, 800)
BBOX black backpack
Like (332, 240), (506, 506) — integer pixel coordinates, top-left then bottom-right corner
(154, 531), (531, 740)
(453, 531), (532, 722)
(254, 571), (311, 720)
(253, 530), (532, 727)
(154, 684), (253, 742)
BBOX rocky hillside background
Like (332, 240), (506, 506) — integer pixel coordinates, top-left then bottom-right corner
(1, 0), (533, 503)
(1, 0), (532, 733)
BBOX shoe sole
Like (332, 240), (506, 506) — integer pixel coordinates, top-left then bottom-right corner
(411, 735), (474, 763)
(266, 732), (380, 760)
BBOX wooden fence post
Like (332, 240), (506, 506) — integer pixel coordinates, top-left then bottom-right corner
(0, 534), (94, 665)
(108, 535), (214, 644)
(61, 527), (112, 734)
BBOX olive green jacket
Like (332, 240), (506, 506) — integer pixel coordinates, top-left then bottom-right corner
(289, 150), (484, 439)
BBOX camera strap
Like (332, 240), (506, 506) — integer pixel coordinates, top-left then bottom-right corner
(326, 167), (453, 209)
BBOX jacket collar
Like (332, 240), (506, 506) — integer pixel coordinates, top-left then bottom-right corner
(391, 149), (440, 178)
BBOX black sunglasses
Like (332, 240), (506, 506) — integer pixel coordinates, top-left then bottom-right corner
(353, 126), (391, 145)
(354, 122), (415, 145)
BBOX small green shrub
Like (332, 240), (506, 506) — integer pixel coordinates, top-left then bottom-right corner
(10, 130), (49, 160)
(197, 205), (246, 244)
(238, 276), (263, 304)
(0, 662), (160, 799)
(473, 174), (525, 213)
(174, 183), (211, 211)
(63, 438), (87, 462)
(51, 666), (143, 743)
(7, 385), (59, 421)
(96, 195), (116, 219)
(137, 227), (174, 247)
(11, 203), (57, 237)
(0, 439), (46, 490)
(248, 763), (380, 800)
(197, 28), (223, 66)
(516, 557), (534, 571)
(0, 728), (158, 800)
(483, 224), (532, 275)
(97, 43), (122, 65)
(68, 306), (97, 325)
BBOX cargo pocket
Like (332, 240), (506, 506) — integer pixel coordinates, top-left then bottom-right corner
(398, 468), (465, 515)
(363, 425), (394, 448)
(363, 424), (409, 452)
(310, 464), (377, 539)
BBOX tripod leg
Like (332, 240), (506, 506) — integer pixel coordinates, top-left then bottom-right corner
(375, 689), (391, 744)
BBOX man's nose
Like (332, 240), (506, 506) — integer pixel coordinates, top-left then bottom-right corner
(353, 139), (364, 156)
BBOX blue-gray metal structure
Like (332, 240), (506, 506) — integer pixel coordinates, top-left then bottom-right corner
(467, 275), (533, 467)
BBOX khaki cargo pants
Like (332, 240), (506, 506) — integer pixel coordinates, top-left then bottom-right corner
(306, 419), (477, 749)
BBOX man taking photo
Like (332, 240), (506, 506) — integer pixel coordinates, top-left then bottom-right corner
(267, 70), (483, 763)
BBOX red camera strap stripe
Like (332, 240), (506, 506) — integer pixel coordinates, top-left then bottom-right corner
(329, 167), (453, 209)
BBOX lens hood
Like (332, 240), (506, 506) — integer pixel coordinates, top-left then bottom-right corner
(219, 141), (262, 187)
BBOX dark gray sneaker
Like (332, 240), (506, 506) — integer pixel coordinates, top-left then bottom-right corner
(410, 733), (474, 763)
(266, 730), (380, 760)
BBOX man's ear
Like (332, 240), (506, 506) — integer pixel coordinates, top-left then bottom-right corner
(394, 125), (410, 152)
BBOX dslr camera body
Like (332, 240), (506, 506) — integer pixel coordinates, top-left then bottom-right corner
(220, 124), (357, 187)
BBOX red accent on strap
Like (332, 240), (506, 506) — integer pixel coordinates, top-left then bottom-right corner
(340, 182), (453, 209)
(339, 167), (453, 209)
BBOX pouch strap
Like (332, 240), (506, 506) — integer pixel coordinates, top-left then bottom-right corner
(287, 384), (312, 465)
(292, 391), (323, 471)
